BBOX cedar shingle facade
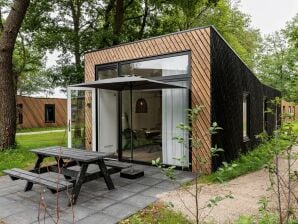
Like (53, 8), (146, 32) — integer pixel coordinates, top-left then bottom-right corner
(83, 26), (281, 173)
(16, 96), (67, 129)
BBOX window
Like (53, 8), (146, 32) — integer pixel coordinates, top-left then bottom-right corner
(283, 106), (285, 114)
(275, 104), (278, 129)
(263, 98), (268, 132)
(288, 106), (291, 113)
(243, 93), (249, 139)
(16, 104), (23, 124)
(120, 54), (189, 79)
(95, 53), (190, 81)
(96, 64), (118, 80)
(45, 104), (55, 123)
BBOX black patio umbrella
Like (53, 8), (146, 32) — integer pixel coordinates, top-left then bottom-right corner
(71, 76), (186, 178)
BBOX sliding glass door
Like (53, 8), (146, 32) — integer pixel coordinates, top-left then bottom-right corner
(95, 52), (190, 166)
(121, 90), (162, 163)
(67, 87), (96, 151)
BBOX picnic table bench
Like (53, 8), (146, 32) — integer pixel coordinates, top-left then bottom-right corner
(4, 146), (131, 205)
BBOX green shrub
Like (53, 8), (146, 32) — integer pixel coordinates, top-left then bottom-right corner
(121, 204), (192, 224)
(236, 213), (279, 224)
(203, 120), (298, 183)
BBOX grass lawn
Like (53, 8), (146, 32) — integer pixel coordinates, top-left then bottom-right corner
(121, 203), (192, 224)
(293, 120), (298, 132)
(16, 126), (66, 133)
(203, 120), (298, 183)
(0, 131), (67, 175)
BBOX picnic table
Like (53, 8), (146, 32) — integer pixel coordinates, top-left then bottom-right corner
(4, 146), (131, 205)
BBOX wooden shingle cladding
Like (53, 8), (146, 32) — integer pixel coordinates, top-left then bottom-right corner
(16, 96), (67, 129)
(85, 27), (212, 173)
(281, 100), (298, 120)
(210, 29), (281, 169)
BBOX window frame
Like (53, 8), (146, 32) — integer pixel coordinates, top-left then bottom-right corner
(45, 104), (56, 123)
(243, 92), (250, 141)
(282, 105), (286, 114)
(95, 63), (118, 80)
(263, 97), (269, 133)
(94, 51), (191, 81)
(94, 51), (191, 164)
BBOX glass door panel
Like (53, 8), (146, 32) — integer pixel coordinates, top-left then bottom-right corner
(98, 89), (118, 155)
(121, 90), (162, 163)
(67, 87), (95, 151)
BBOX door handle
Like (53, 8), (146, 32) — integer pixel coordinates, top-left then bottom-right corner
(68, 120), (71, 132)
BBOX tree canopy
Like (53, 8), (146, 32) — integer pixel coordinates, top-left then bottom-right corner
(0, 0), (296, 150)
(18, 0), (261, 89)
(256, 14), (298, 103)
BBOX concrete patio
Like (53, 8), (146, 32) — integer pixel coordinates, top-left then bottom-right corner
(0, 164), (194, 224)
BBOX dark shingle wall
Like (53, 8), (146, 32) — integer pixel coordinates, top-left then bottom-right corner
(210, 28), (281, 170)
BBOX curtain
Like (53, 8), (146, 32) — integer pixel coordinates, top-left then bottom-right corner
(162, 81), (189, 167)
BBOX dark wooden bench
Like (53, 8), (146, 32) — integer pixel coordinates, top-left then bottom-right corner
(104, 159), (132, 170)
(4, 168), (73, 193)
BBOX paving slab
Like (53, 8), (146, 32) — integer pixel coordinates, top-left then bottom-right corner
(77, 212), (118, 224)
(140, 187), (169, 198)
(58, 206), (97, 223)
(103, 188), (135, 201)
(0, 200), (29, 219)
(0, 165), (194, 224)
(136, 177), (163, 186)
(79, 197), (117, 211)
(2, 209), (40, 224)
(31, 217), (72, 224)
(123, 194), (156, 209)
(155, 180), (181, 190)
(102, 202), (140, 219)
(120, 183), (149, 193)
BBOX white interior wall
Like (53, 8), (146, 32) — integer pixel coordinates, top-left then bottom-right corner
(121, 91), (161, 130)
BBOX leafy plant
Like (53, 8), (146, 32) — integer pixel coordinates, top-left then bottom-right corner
(153, 105), (229, 224)
(259, 98), (298, 223)
(152, 157), (176, 180)
(121, 203), (192, 224)
(215, 162), (238, 183)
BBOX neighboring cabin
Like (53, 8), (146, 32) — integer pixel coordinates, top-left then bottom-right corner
(16, 96), (67, 129)
(68, 25), (281, 173)
(281, 100), (298, 121)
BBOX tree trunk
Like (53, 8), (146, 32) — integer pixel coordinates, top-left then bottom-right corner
(0, 0), (30, 150)
(69, 0), (82, 76)
(113, 0), (124, 45)
(102, 0), (116, 46)
(0, 7), (4, 32)
(138, 0), (149, 39)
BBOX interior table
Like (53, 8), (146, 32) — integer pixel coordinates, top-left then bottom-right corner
(28, 146), (115, 205)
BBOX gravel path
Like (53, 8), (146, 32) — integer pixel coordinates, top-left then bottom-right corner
(159, 145), (298, 223)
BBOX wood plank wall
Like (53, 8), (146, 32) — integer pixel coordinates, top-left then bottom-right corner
(281, 100), (298, 120)
(16, 96), (67, 129)
(84, 27), (212, 173)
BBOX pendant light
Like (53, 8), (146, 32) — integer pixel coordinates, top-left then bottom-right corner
(135, 98), (148, 113)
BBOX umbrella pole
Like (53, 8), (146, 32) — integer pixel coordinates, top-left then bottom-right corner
(120, 82), (144, 179)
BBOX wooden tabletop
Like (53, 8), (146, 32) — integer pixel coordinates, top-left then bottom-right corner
(31, 146), (113, 162)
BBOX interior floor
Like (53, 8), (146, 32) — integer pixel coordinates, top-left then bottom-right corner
(122, 144), (162, 163)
